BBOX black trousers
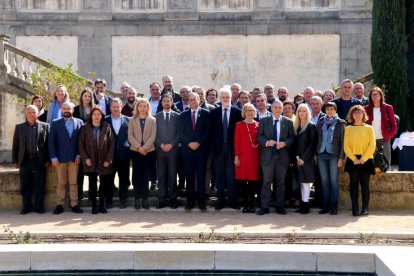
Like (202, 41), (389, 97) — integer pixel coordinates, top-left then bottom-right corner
(87, 172), (112, 206)
(157, 148), (178, 203)
(182, 147), (207, 207)
(237, 180), (259, 209)
(77, 160), (84, 200)
(131, 150), (155, 200)
(19, 157), (45, 211)
(177, 146), (186, 189)
(214, 143), (237, 207)
(349, 170), (371, 212)
(111, 158), (131, 204)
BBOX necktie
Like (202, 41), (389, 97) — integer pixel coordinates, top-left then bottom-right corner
(272, 119), (279, 153)
(165, 112), (170, 123)
(223, 108), (228, 141)
(192, 111), (196, 130)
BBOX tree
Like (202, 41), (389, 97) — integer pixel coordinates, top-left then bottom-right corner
(371, 0), (409, 130)
(406, 0), (414, 128)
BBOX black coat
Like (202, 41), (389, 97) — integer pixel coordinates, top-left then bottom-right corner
(209, 106), (243, 157)
(294, 123), (317, 183)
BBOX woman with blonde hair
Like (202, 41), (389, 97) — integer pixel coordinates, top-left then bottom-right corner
(344, 105), (376, 216)
(293, 103), (317, 214)
(128, 98), (156, 210)
(47, 85), (70, 122)
(234, 103), (260, 213)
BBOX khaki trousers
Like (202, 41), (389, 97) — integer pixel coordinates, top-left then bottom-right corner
(56, 162), (79, 207)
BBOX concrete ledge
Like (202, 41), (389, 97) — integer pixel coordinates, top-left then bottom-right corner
(0, 244), (411, 274)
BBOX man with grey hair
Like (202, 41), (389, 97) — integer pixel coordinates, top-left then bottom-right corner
(179, 92), (210, 211)
(230, 83), (241, 106)
(353, 82), (369, 106)
(264, 84), (276, 105)
(332, 79), (360, 120)
(209, 87), (243, 210)
(119, 81), (131, 106)
(49, 101), (84, 214)
(310, 96), (325, 125)
(12, 105), (50, 214)
(176, 85), (191, 112)
(277, 87), (290, 103)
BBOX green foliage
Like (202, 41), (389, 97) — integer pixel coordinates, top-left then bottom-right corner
(3, 226), (42, 244)
(371, 0), (409, 129)
(406, 0), (414, 127)
(30, 63), (90, 106)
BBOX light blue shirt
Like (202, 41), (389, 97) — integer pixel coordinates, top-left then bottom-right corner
(65, 117), (74, 138)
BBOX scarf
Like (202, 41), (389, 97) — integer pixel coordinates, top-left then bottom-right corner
(322, 114), (339, 143)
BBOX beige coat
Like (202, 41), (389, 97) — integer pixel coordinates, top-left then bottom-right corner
(128, 116), (156, 153)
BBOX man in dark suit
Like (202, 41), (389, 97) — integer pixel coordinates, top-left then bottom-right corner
(49, 102), (84, 214)
(161, 75), (182, 103)
(176, 86), (191, 112)
(93, 79), (112, 116)
(179, 92), (210, 211)
(257, 100), (294, 215)
(105, 98), (131, 209)
(209, 88), (243, 209)
(196, 87), (215, 111)
(12, 105), (50, 214)
(155, 94), (180, 209)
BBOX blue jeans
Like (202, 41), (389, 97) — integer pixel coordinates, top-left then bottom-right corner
(317, 153), (339, 209)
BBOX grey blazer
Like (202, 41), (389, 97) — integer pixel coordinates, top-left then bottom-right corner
(257, 115), (294, 166)
(154, 111), (180, 148)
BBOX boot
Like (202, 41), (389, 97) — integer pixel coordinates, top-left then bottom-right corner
(319, 201), (330, 214)
(134, 199), (140, 210)
(361, 190), (369, 216)
(330, 202), (338, 215)
(295, 202), (303, 213)
(350, 190), (359, 217)
(301, 202), (310, 214)
(91, 201), (98, 215)
(98, 199), (107, 214)
(142, 199), (150, 210)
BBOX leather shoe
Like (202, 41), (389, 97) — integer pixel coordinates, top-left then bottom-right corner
(276, 207), (287, 215)
(170, 202), (178, 209)
(215, 204), (224, 210)
(199, 203), (207, 212)
(156, 201), (167, 209)
(134, 199), (141, 210)
(185, 204), (194, 211)
(330, 209), (338, 215)
(35, 208), (45, 214)
(20, 208), (31, 215)
(360, 209), (369, 216)
(318, 209), (330, 214)
(248, 207), (256, 213)
(119, 202), (126, 209)
(256, 208), (270, 215)
(142, 199), (150, 210)
(242, 207), (249, 213)
(91, 206), (98, 214)
(98, 206), (107, 214)
(71, 205), (84, 214)
(53, 205), (64, 215)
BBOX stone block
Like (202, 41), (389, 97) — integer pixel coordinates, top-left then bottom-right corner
(82, 0), (111, 11)
(251, 11), (285, 20)
(164, 12), (199, 20)
(246, 24), (269, 35)
(167, 0), (196, 10)
(255, 0), (284, 10)
(198, 12), (252, 21)
(311, 22), (339, 34)
(31, 250), (134, 270)
(134, 250), (214, 270)
(341, 0), (372, 10)
(268, 23), (291, 35)
(0, 251), (31, 271)
(290, 23), (313, 34)
(214, 251), (316, 271)
(316, 252), (375, 273)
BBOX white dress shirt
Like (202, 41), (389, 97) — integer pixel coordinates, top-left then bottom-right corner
(111, 115), (121, 135)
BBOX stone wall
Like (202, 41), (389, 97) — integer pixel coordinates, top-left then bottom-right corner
(1, 0), (372, 93)
(0, 168), (413, 211)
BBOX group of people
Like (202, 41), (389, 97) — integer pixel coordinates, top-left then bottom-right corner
(12, 76), (398, 217)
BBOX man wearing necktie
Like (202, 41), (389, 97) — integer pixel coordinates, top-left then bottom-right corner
(178, 92), (210, 211)
(257, 100), (294, 215)
(155, 94), (180, 209)
(209, 87), (243, 210)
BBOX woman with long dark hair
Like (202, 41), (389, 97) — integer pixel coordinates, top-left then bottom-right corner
(74, 88), (95, 123)
(31, 95), (48, 122)
(79, 107), (114, 214)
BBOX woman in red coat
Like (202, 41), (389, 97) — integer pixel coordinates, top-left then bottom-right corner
(364, 87), (397, 170)
(234, 103), (260, 213)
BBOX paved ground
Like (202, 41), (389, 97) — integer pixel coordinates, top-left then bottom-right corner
(1, 208), (413, 242)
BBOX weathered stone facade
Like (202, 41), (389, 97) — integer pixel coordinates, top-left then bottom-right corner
(0, 0), (372, 94)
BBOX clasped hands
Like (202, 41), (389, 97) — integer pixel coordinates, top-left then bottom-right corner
(353, 158), (366, 165)
(188, 142), (200, 151)
(267, 140), (286, 149)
